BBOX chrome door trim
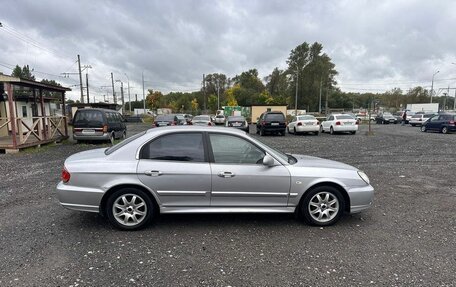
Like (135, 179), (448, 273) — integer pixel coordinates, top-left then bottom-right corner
(211, 191), (289, 197)
(157, 190), (208, 196)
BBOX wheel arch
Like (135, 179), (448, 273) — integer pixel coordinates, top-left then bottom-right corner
(99, 184), (160, 217)
(295, 181), (351, 217)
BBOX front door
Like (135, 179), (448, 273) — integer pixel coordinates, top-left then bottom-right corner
(208, 133), (291, 207)
(137, 132), (211, 207)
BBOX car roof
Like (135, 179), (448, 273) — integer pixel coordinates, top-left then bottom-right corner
(145, 125), (247, 135)
(75, 108), (119, 113)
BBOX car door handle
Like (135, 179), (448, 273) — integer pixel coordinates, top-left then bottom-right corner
(218, 171), (235, 178)
(144, 170), (163, 177)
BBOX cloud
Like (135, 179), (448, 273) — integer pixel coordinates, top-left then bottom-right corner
(1, 0), (455, 101)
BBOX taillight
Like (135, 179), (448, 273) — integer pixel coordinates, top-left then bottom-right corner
(61, 167), (71, 183)
(316, 121), (320, 125)
(260, 120), (265, 125)
(336, 121), (341, 126)
(297, 122), (302, 126)
(102, 125), (108, 133)
(208, 122), (212, 126)
(172, 121), (176, 125)
(356, 120), (360, 125)
(449, 120), (455, 126)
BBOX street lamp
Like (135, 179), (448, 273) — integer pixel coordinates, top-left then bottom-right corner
(430, 70), (439, 103)
(294, 59), (312, 117)
(115, 79), (125, 114)
(124, 73), (131, 114)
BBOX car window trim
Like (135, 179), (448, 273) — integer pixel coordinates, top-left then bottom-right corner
(138, 131), (209, 163)
(205, 132), (269, 165)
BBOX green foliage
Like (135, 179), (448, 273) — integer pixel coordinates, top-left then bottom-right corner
(11, 65), (35, 80)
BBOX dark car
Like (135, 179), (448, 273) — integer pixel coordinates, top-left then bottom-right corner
(153, 114), (179, 127)
(73, 108), (126, 143)
(421, 113), (456, 134)
(375, 112), (398, 124)
(226, 116), (249, 133)
(256, 111), (286, 136)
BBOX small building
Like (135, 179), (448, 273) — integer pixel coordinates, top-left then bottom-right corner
(251, 105), (288, 122)
(0, 75), (71, 153)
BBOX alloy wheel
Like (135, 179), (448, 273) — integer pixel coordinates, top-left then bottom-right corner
(112, 193), (148, 227)
(308, 192), (339, 223)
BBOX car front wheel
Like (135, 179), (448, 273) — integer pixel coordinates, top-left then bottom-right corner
(420, 125), (427, 132)
(106, 188), (154, 230)
(300, 186), (345, 226)
(442, 126), (448, 134)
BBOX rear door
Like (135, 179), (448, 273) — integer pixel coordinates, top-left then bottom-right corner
(137, 132), (211, 207)
(208, 133), (290, 207)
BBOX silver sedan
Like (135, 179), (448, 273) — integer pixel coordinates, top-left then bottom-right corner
(57, 126), (374, 230)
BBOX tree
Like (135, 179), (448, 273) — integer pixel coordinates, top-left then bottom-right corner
(191, 98), (199, 113)
(11, 65), (35, 80)
(146, 90), (163, 110)
(41, 79), (63, 98)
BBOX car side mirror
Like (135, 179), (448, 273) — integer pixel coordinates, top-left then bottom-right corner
(262, 154), (275, 167)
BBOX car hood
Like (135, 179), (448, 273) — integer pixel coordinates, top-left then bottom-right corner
(65, 147), (108, 163)
(290, 154), (358, 171)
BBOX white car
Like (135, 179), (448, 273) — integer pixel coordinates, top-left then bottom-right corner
(320, 114), (358, 135)
(214, 114), (226, 125)
(409, 113), (434, 126)
(287, 115), (320, 135)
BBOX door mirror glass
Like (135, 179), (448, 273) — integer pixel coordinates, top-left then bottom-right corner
(262, 154), (275, 167)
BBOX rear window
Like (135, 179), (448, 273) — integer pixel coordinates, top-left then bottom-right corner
(265, 113), (285, 121)
(297, 115), (315, 120)
(74, 110), (104, 125)
(228, 116), (245, 121)
(335, 115), (353, 120)
(411, 114), (422, 118)
(156, 115), (174, 121)
(105, 131), (146, 155)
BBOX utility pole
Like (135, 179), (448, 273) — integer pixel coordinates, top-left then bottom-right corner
(125, 73), (131, 114)
(325, 82), (329, 116)
(111, 72), (116, 104)
(217, 78), (220, 110)
(77, 55), (84, 103)
(294, 69), (299, 117)
(203, 74), (206, 113)
(135, 94), (138, 102)
(319, 75), (322, 114)
(142, 72), (146, 113)
(430, 70), (439, 103)
(86, 73), (90, 103)
(120, 81), (124, 114)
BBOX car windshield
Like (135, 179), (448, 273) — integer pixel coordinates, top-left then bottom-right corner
(105, 131), (146, 155)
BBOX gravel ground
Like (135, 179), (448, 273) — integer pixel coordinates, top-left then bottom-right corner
(0, 123), (455, 286)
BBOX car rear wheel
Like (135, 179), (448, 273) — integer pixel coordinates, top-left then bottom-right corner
(442, 126), (448, 134)
(300, 186), (345, 226)
(293, 127), (297, 135)
(122, 130), (127, 139)
(330, 126), (334, 135)
(421, 125), (427, 132)
(106, 188), (153, 230)
(320, 125), (324, 133)
(109, 133), (115, 145)
(259, 128), (265, 136)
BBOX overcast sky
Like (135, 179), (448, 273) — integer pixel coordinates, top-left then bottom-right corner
(1, 0), (456, 102)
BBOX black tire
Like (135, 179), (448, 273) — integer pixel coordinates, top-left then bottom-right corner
(421, 125), (427, 132)
(300, 186), (345, 226)
(106, 188), (154, 231)
(122, 130), (127, 140)
(287, 126), (291, 134)
(109, 133), (115, 144)
(320, 125), (324, 133)
(294, 127), (297, 135)
(350, 131), (356, 135)
(260, 128), (265, 136)
(314, 131), (320, 136)
(330, 126), (334, 135)
(442, 126), (448, 134)
(411, 124), (415, 127)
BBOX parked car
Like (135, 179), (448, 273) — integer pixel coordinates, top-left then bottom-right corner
(320, 114), (358, 135)
(287, 115), (320, 135)
(214, 114), (226, 125)
(183, 114), (193, 124)
(57, 126), (374, 230)
(421, 113), (456, 134)
(409, 113), (434, 127)
(397, 110), (415, 124)
(225, 116), (249, 132)
(375, 112), (398, 124)
(192, 115), (213, 126)
(72, 108), (126, 143)
(175, 114), (187, 125)
(256, 111), (287, 136)
(153, 114), (179, 127)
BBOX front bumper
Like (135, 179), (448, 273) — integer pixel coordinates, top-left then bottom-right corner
(347, 185), (374, 213)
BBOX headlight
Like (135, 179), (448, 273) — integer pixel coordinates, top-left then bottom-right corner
(358, 171), (370, 185)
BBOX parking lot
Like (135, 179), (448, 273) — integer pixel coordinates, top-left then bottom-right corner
(0, 123), (455, 286)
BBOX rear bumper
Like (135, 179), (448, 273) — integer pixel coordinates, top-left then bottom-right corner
(333, 125), (358, 132)
(56, 181), (103, 213)
(73, 132), (110, 141)
(295, 125), (320, 132)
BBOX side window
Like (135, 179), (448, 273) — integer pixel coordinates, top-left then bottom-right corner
(292, 117), (297, 122)
(328, 116), (334, 121)
(430, 116), (439, 122)
(209, 133), (265, 164)
(141, 133), (205, 162)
